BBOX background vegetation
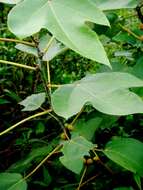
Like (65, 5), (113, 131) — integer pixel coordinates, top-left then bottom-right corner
(0, 1), (143, 190)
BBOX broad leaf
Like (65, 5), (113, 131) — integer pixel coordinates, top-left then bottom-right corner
(134, 173), (142, 190)
(15, 44), (37, 56)
(19, 93), (45, 111)
(52, 72), (143, 119)
(0, 0), (21, 4)
(8, 0), (110, 66)
(0, 173), (27, 190)
(103, 138), (143, 176)
(0, 99), (10, 104)
(5, 89), (21, 102)
(60, 136), (94, 174)
(40, 34), (65, 61)
(98, 114), (118, 129)
(92, 0), (138, 10)
(8, 146), (53, 173)
(132, 56), (143, 79)
(113, 32), (136, 45)
(15, 34), (65, 61)
(73, 117), (102, 140)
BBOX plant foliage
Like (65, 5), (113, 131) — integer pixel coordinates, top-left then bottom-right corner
(0, 0), (143, 189)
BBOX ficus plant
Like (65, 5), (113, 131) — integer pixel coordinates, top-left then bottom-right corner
(0, 0), (143, 189)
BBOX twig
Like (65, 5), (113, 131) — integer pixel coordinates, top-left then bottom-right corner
(47, 61), (51, 93)
(43, 36), (55, 53)
(7, 144), (62, 190)
(48, 112), (70, 140)
(24, 144), (62, 180)
(119, 23), (143, 41)
(40, 64), (51, 103)
(0, 109), (52, 136)
(34, 36), (52, 104)
(70, 107), (84, 126)
(93, 150), (113, 174)
(0, 37), (35, 47)
(76, 166), (87, 190)
(80, 173), (100, 188)
(43, 36), (55, 94)
(47, 84), (61, 88)
(0, 59), (37, 71)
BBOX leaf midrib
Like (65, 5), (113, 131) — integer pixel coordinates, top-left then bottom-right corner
(48, 0), (81, 53)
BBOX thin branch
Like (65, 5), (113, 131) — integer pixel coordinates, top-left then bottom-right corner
(93, 150), (113, 174)
(8, 144), (62, 190)
(76, 166), (87, 190)
(24, 144), (62, 180)
(43, 36), (55, 53)
(80, 173), (100, 188)
(43, 36), (55, 94)
(34, 36), (52, 104)
(119, 23), (143, 41)
(0, 59), (37, 71)
(40, 64), (51, 102)
(0, 37), (35, 47)
(47, 61), (51, 93)
(49, 112), (70, 140)
(0, 109), (52, 136)
(71, 107), (84, 126)
(47, 84), (61, 88)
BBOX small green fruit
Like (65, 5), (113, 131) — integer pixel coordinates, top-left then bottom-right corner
(65, 123), (74, 131)
(60, 133), (67, 140)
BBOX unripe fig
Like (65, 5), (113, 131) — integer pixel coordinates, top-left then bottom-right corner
(60, 133), (67, 140)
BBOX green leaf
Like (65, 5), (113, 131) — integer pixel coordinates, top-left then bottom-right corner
(43, 167), (52, 186)
(0, 0), (21, 4)
(92, 0), (138, 10)
(19, 93), (45, 111)
(0, 99), (10, 104)
(15, 44), (37, 56)
(8, 146), (53, 173)
(0, 173), (27, 190)
(73, 117), (102, 140)
(113, 187), (133, 190)
(8, 0), (110, 66)
(132, 56), (143, 79)
(15, 34), (65, 61)
(99, 114), (118, 129)
(4, 89), (21, 102)
(52, 72), (143, 119)
(133, 173), (142, 190)
(35, 122), (45, 135)
(113, 32), (136, 45)
(60, 136), (94, 174)
(103, 137), (143, 176)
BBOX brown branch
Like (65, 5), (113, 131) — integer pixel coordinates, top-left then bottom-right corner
(119, 24), (143, 41)
(0, 37), (35, 47)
